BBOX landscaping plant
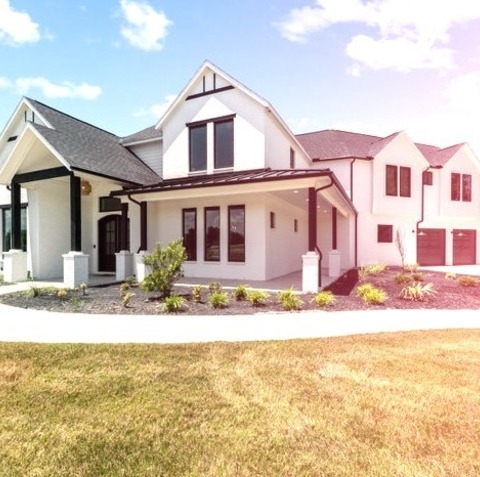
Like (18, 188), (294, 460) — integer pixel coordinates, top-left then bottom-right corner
(313, 290), (336, 308)
(192, 284), (202, 303)
(208, 281), (222, 294)
(161, 295), (186, 313)
(209, 291), (229, 309)
(400, 282), (436, 301)
(248, 290), (269, 307)
(141, 239), (187, 298)
(278, 288), (303, 311)
(356, 283), (388, 305)
(457, 275), (479, 287)
(233, 284), (250, 301)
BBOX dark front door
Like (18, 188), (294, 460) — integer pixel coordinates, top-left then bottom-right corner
(98, 215), (125, 272)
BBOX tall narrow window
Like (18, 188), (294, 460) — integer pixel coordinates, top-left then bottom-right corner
(399, 166), (411, 197)
(451, 173), (461, 201)
(228, 205), (245, 262)
(214, 119), (234, 169)
(182, 208), (197, 261)
(205, 207), (220, 261)
(386, 165), (398, 196)
(462, 174), (472, 202)
(2, 207), (27, 252)
(189, 124), (207, 172)
(290, 148), (296, 169)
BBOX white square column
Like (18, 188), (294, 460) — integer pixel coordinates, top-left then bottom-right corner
(63, 251), (89, 288)
(135, 251), (147, 283)
(302, 251), (320, 293)
(328, 250), (342, 278)
(116, 251), (134, 281)
(3, 250), (28, 283)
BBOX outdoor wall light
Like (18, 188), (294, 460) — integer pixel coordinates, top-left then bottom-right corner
(81, 180), (92, 196)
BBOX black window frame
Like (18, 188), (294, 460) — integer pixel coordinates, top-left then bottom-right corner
(189, 123), (207, 172)
(214, 118), (234, 169)
(99, 196), (122, 213)
(228, 205), (245, 263)
(290, 147), (296, 169)
(204, 206), (220, 262)
(270, 212), (276, 229)
(377, 224), (393, 243)
(2, 205), (27, 252)
(182, 208), (197, 261)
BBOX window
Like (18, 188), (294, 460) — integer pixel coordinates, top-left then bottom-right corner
(422, 171), (433, 186)
(2, 206), (27, 252)
(214, 119), (234, 169)
(377, 224), (393, 243)
(204, 207), (220, 261)
(182, 208), (197, 261)
(386, 165), (411, 197)
(189, 124), (207, 172)
(270, 212), (276, 229)
(451, 173), (472, 202)
(294, 219), (298, 232)
(99, 197), (122, 212)
(290, 148), (296, 169)
(228, 205), (245, 262)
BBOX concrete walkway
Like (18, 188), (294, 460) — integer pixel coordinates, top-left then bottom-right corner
(0, 302), (479, 344)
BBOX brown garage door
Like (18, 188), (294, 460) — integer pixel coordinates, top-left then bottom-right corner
(417, 228), (446, 266)
(453, 229), (476, 265)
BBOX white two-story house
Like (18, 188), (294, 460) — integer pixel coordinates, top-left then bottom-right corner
(0, 61), (479, 290)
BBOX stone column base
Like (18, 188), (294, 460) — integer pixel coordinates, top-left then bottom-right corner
(302, 251), (320, 293)
(3, 250), (28, 283)
(116, 251), (134, 281)
(328, 250), (342, 278)
(63, 252), (89, 289)
(135, 251), (148, 283)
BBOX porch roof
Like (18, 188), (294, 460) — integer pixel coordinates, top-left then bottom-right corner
(111, 168), (357, 215)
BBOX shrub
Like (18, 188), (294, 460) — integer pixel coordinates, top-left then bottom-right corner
(209, 291), (229, 309)
(356, 283), (388, 305)
(403, 263), (419, 273)
(444, 272), (457, 280)
(458, 276), (479, 287)
(122, 292), (133, 308)
(140, 239), (187, 298)
(0, 274), (4, 285)
(278, 288), (303, 311)
(119, 282), (130, 295)
(125, 275), (138, 285)
(57, 288), (68, 299)
(79, 283), (88, 295)
(27, 286), (40, 298)
(394, 273), (413, 285)
(233, 284), (250, 301)
(192, 284), (203, 303)
(161, 295), (186, 313)
(313, 290), (336, 308)
(359, 264), (387, 281)
(208, 282), (222, 294)
(400, 282), (436, 301)
(248, 290), (268, 307)
(410, 272), (424, 282)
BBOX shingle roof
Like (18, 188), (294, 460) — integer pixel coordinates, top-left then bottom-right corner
(121, 125), (162, 145)
(112, 168), (334, 196)
(417, 143), (465, 167)
(27, 98), (161, 185)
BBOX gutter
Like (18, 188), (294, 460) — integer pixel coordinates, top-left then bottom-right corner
(126, 193), (147, 253)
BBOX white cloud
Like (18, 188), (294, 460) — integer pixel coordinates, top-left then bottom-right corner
(13, 77), (102, 100)
(0, 77), (12, 88)
(119, 0), (172, 51)
(276, 0), (480, 73)
(0, 0), (41, 46)
(134, 94), (176, 120)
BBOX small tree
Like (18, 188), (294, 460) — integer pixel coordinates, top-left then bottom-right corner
(140, 239), (187, 298)
(395, 228), (406, 267)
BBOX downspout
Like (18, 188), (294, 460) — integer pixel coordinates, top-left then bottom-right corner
(416, 167), (434, 237)
(314, 174), (335, 287)
(350, 158), (358, 268)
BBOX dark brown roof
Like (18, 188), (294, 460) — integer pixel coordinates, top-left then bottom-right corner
(27, 98), (161, 185)
(112, 168), (334, 196)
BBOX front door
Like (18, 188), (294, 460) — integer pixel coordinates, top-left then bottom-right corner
(98, 215), (126, 272)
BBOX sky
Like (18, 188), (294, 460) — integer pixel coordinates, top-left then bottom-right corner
(1, 0), (480, 155)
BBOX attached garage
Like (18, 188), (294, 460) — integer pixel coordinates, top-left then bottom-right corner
(453, 229), (476, 265)
(417, 228), (446, 266)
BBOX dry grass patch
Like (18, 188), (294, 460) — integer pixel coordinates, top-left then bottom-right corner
(0, 331), (480, 476)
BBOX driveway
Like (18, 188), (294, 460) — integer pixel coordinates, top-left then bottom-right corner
(0, 303), (479, 344)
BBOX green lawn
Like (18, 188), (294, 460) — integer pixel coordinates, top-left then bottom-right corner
(1, 330), (480, 476)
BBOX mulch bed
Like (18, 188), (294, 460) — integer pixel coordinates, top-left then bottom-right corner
(1, 267), (480, 315)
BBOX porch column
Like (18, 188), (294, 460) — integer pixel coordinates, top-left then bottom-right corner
(329, 207), (341, 278)
(303, 187), (320, 292)
(116, 203), (134, 281)
(140, 201), (147, 251)
(10, 181), (21, 249)
(70, 175), (81, 251)
(332, 207), (337, 250)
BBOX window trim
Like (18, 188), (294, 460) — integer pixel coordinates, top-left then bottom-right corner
(189, 123), (207, 173)
(228, 205), (245, 263)
(204, 206), (220, 262)
(182, 208), (197, 261)
(270, 212), (276, 229)
(214, 118), (234, 170)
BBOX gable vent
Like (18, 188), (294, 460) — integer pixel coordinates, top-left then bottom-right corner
(7, 135), (18, 142)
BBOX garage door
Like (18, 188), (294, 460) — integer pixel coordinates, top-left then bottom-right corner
(417, 228), (446, 266)
(453, 229), (476, 265)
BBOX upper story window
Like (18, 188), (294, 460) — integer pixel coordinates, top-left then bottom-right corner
(451, 173), (471, 202)
(386, 165), (411, 197)
(422, 171), (433, 186)
(188, 114), (235, 173)
(214, 119), (234, 169)
(189, 124), (207, 172)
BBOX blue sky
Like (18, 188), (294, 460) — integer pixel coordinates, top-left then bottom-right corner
(2, 0), (480, 154)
